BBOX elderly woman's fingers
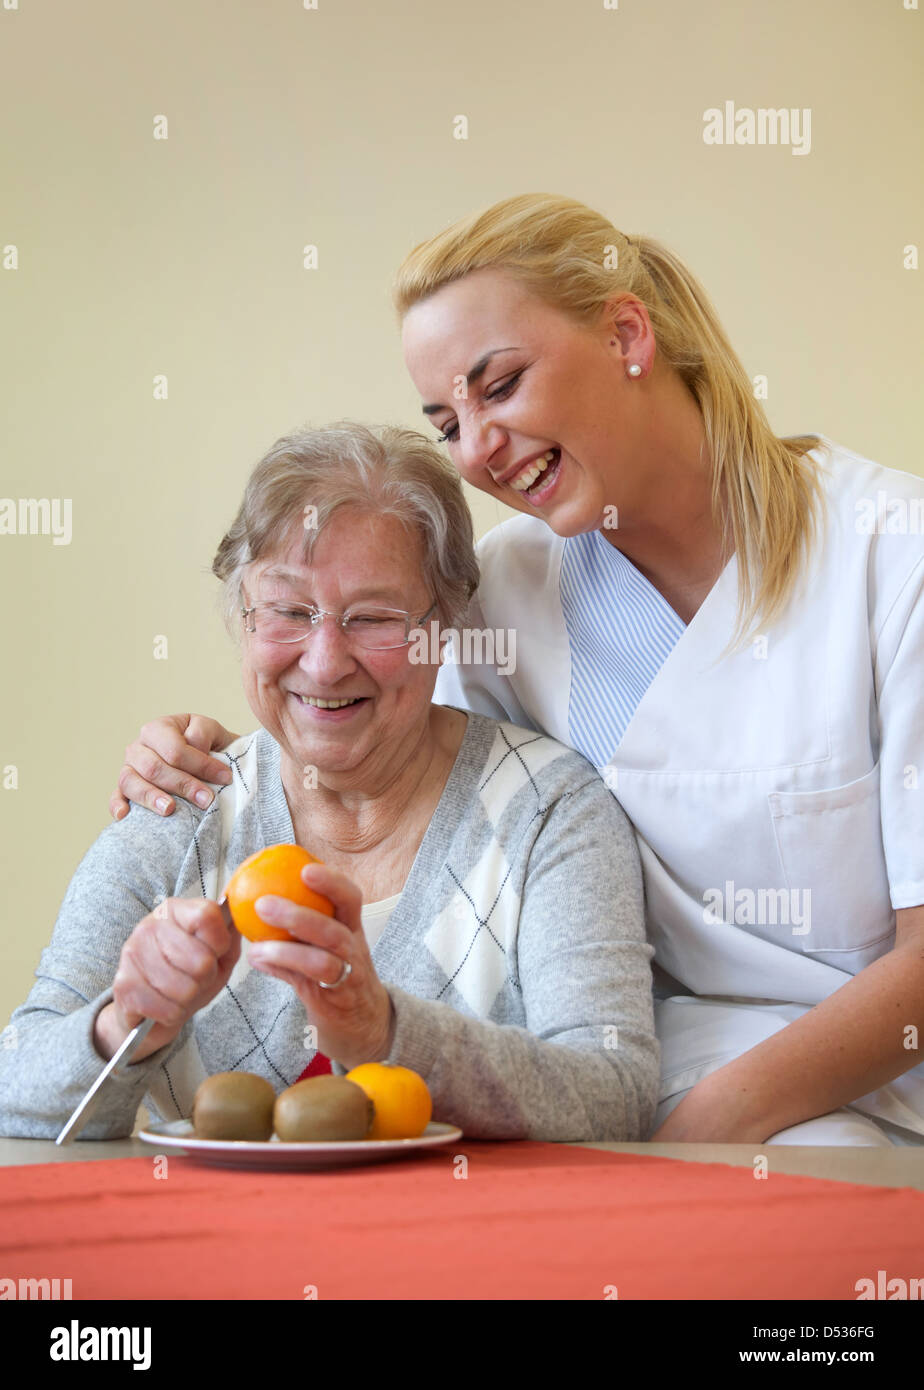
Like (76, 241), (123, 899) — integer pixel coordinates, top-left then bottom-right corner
(297, 861), (366, 935)
(113, 899), (241, 1029)
(246, 895), (394, 1066)
(251, 895), (354, 956)
(120, 937), (206, 1019)
(113, 940), (197, 1029)
(248, 941), (395, 1069)
(248, 939), (350, 990)
(153, 907), (237, 984)
(172, 898), (240, 958)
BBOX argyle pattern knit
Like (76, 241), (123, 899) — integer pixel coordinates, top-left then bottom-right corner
(0, 712), (659, 1142)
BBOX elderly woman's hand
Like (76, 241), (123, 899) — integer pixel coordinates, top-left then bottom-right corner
(94, 899), (242, 1063)
(245, 862), (395, 1071)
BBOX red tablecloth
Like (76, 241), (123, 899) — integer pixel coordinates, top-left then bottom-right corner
(2, 1143), (922, 1300)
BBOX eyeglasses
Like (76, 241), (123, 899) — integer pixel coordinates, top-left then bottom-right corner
(241, 599), (438, 650)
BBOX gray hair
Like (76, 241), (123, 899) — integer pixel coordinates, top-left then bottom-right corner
(212, 420), (480, 634)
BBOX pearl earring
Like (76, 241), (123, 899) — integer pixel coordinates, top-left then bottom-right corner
(628, 364), (642, 377)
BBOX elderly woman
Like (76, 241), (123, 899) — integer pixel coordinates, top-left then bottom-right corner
(0, 421), (659, 1142)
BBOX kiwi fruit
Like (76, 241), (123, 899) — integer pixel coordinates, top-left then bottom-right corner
(192, 1071), (276, 1141)
(273, 1075), (374, 1142)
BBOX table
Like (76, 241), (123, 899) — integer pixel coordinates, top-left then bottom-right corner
(1, 1134), (923, 1188)
(2, 1133), (922, 1307)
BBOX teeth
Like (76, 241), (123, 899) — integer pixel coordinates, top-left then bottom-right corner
(510, 450), (557, 493)
(297, 695), (361, 709)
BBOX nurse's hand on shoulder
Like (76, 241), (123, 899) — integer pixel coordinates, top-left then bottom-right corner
(110, 713), (238, 820)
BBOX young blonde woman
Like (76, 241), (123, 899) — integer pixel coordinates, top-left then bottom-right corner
(109, 194), (924, 1147)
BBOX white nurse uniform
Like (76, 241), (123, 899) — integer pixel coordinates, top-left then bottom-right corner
(434, 437), (924, 1145)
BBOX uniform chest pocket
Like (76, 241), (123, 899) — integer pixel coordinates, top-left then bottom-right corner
(768, 764), (895, 965)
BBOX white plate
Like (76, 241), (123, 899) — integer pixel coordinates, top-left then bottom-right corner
(137, 1119), (463, 1170)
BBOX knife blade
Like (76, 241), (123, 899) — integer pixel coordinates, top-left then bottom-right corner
(55, 898), (235, 1145)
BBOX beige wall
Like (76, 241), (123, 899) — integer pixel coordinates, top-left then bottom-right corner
(1, 0), (922, 1026)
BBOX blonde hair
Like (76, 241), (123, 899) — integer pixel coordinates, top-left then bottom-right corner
(212, 420), (479, 634)
(393, 192), (829, 646)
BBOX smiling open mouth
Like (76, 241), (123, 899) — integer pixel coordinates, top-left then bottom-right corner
(294, 695), (368, 710)
(509, 448), (561, 496)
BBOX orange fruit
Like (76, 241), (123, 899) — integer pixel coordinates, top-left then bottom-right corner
(344, 1062), (432, 1140)
(224, 844), (334, 943)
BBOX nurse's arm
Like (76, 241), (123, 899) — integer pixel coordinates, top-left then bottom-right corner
(651, 904), (924, 1143)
